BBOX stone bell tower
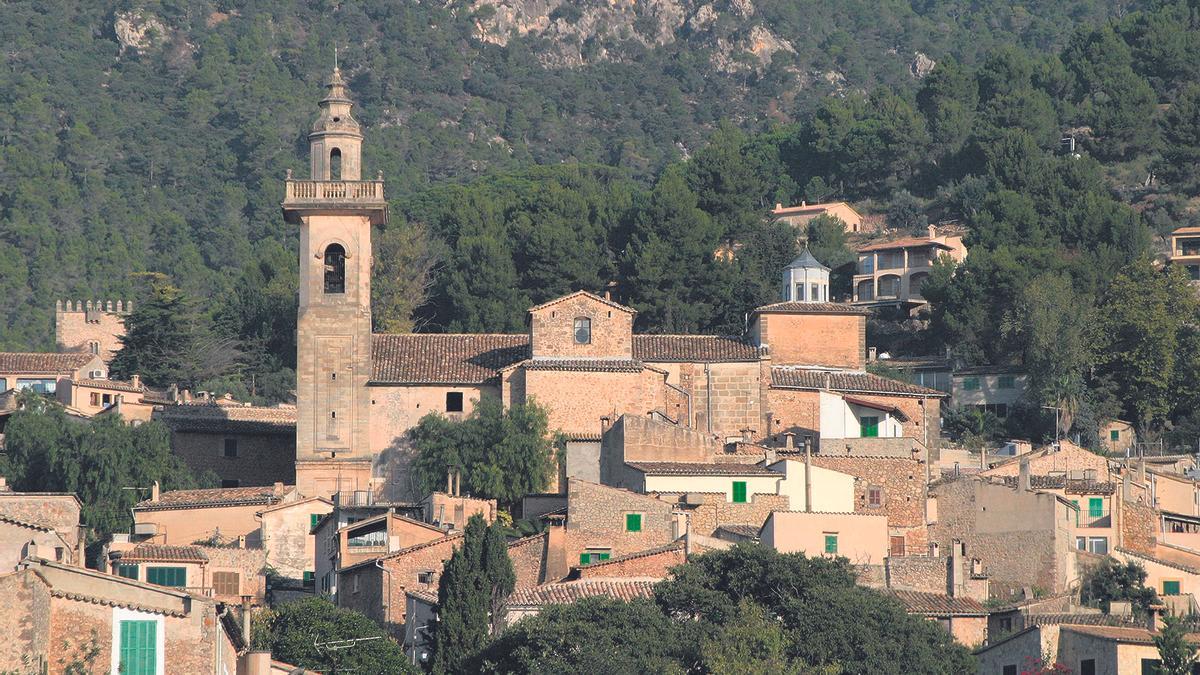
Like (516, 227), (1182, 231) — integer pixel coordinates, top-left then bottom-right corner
(283, 66), (387, 499)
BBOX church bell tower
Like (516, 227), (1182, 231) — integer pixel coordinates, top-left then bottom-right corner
(283, 65), (387, 499)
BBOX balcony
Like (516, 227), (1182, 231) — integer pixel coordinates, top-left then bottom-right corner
(282, 178), (388, 225)
(1076, 510), (1111, 528)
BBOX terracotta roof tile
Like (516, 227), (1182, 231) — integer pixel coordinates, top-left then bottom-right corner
(714, 524), (761, 539)
(1025, 613), (1139, 628)
(1058, 625), (1200, 645)
(371, 334), (528, 384)
(1117, 545), (1200, 574)
(406, 588), (439, 605)
(633, 335), (762, 362)
(887, 590), (987, 616)
(506, 579), (658, 607)
(771, 201), (858, 216)
(523, 358), (643, 373)
(626, 462), (779, 477)
(343, 533), (465, 572)
(528, 290), (636, 315)
(771, 367), (946, 397)
(136, 485), (292, 510)
(0, 352), (96, 375)
(753, 301), (868, 315)
(120, 544), (208, 563)
(73, 378), (145, 393)
(154, 403), (296, 434)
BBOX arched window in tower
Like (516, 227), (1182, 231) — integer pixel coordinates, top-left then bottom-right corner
(330, 148), (342, 181)
(324, 244), (346, 294)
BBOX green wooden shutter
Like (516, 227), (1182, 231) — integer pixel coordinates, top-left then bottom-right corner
(625, 513), (642, 532)
(119, 619), (157, 675)
(147, 566), (186, 588)
(116, 564), (139, 580)
(824, 534), (838, 554)
(303, 571), (314, 584)
(1164, 580), (1181, 596)
(732, 481), (747, 503)
(311, 513), (321, 529)
(580, 552), (590, 565)
(1111, 429), (1120, 441)
(1089, 498), (1104, 518)
(860, 416), (879, 438)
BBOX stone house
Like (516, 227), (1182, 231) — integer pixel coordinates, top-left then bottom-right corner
(761, 510), (889, 564)
(500, 578), (659, 628)
(256, 495), (332, 585)
(420, 491), (497, 531)
(1100, 419), (1135, 456)
(0, 556), (239, 674)
(108, 542), (267, 606)
(338, 534), (462, 633)
(771, 201), (865, 233)
(930, 471), (1079, 600)
(0, 352), (106, 397)
(54, 299), (130, 363)
(153, 398), (296, 488)
(852, 225), (967, 309)
(803, 454), (931, 556)
(0, 479), (85, 571)
(60, 375), (158, 423)
(335, 511), (446, 571)
(131, 483), (297, 547)
(886, 590), (988, 647)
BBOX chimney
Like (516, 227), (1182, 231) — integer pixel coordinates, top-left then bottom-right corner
(868, 347), (877, 362)
(151, 481), (160, 503)
(741, 428), (754, 443)
(927, 224), (937, 239)
(454, 471), (461, 498)
(1018, 458), (1031, 492)
(763, 448), (777, 466)
(783, 432), (795, 450)
(948, 540), (964, 597)
(24, 541), (38, 561)
(446, 471), (453, 494)
(0, 476), (8, 493)
(604, 289), (611, 301)
(980, 447), (988, 471)
(600, 416), (612, 435)
(130, 374), (140, 389)
(775, 202), (782, 210)
(804, 440), (813, 513)
(801, 200), (807, 207)
(237, 534), (246, 549)
(272, 482), (285, 498)
(1146, 604), (1166, 633)
(241, 596), (253, 646)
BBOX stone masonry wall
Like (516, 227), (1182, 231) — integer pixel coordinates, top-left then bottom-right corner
(0, 495), (81, 547)
(565, 480), (676, 564)
(0, 522), (73, 572)
(1121, 501), (1157, 555)
(574, 544), (685, 579)
(508, 532), (548, 588)
(171, 430), (296, 487)
(667, 361), (764, 438)
(683, 492), (789, 537)
(523, 368), (668, 436)
(55, 300), (128, 363)
(199, 545), (267, 604)
(530, 294), (633, 359)
(758, 312), (865, 369)
(0, 570), (50, 669)
(808, 456), (927, 530)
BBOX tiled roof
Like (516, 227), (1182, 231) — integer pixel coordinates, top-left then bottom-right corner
(527, 290), (636, 315)
(1059, 625), (1200, 645)
(887, 590), (987, 616)
(856, 237), (952, 253)
(997, 475), (1116, 495)
(1117, 545), (1200, 574)
(74, 378), (144, 393)
(772, 201), (857, 216)
(1025, 613), (1139, 628)
(955, 365), (1023, 376)
(343, 533), (465, 572)
(752, 301), (868, 315)
(523, 358), (643, 373)
(135, 485), (291, 511)
(626, 462), (779, 477)
(120, 544), (208, 563)
(371, 333), (528, 384)
(842, 395), (909, 422)
(770, 367), (946, 397)
(506, 579), (658, 607)
(154, 403), (295, 434)
(633, 335), (762, 362)
(0, 352), (96, 374)
(714, 523), (761, 539)
(406, 588), (439, 605)
(0, 514), (55, 532)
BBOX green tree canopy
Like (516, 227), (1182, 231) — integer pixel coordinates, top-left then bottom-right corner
(251, 597), (414, 675)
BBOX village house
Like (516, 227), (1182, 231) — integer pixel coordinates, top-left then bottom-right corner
(760, 510), (889, 563)
(0, 556), (240, 674)
(951, 366), (1029, 419)
(1169, 225), (1200, 284)
(130, 483), (297, 547)
(59, 374), (159, 423)
(153, 396), (297, 488)
(0, 352), (106, 398)
(771, 201), (866, 233)
(851, 225), (967, 310)
(54, 299), (130, 363)
(107, 542), (267, 605)
(255, 495), (332, 586)
(0, 477), (85, 571)
(279, 68), (945, 503)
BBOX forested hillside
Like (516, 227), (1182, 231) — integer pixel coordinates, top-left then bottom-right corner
(6, 0), (1200, 443)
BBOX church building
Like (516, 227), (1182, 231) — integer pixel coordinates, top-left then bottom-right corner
(285, 70), (945, 502)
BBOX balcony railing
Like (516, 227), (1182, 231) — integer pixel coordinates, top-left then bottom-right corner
(284, 179), (385, 201)
(1076, 510), (1112, 528)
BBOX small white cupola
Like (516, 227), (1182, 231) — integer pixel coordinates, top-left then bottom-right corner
(782, 247), (830, 303)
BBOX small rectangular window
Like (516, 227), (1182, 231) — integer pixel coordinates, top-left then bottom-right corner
(212, 571), (240, 596)
(90, 392), (100, 406)
(579, 550), (611, 565)
(1076, 536), (1086, 550)
(1088, 537), (1109, 555)
(889, 536), (905, 557)
(311, 513), (322, 529)
(824, 533), (838, 554)
(116, 563), (139, 580)
(223, 438), (238, 458)
(732, 481), (747, 503)
(573, 317), (592, 344)
(625, 513), (642, 532)
(1089, 498), (1104, 518)
(1003, 667), (1017, 675)
(1080, 659), (1095, 675)
(1164, 580), (1181, 596)
(146, 566), (186, 588)
(119, 619), (158, 675)
(860, 416), (880, 438)
(1111, 429), (1120, 442)
(303, 571), (314, 585)
(418, 571), (434, 584)
(868, 487), (883, 507)
(962, 377), (980, 391)
(445, 392), (464, 412)
(997, 375), (1015, 389)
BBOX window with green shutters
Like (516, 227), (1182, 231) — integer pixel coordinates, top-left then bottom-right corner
(1089, 498), (1104, 518)
(303, 571), (314, 585)
(311, 513), (322, 529)
(116, 564), (139, 580)
(1163, 580), (1181, 596)
(146, 566), (186, 588)
(962, 377), (980, 391)
(625, 513), (642, 532)
(732, 481), (747, 503)
(860, 416), (879, 438)
(119, 619), (157, 675)
(997, 375), (1015, 389)
(579, 550), (611, 565)
(1111, 429), (1120, 442)
(824, 534), (838, 554)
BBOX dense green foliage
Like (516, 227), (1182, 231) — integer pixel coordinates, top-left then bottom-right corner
(1080, 558), (1158, 613)
(430, 515), (515, 675)
(409, 398), (557, 508)
(1154, 614), (1200, 675)
(251, 597), (413, 675)
(0, 394), (211, 542)
(473, 544), (973, 673)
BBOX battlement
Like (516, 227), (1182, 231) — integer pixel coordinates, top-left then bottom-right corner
(55, 299), (132, 316)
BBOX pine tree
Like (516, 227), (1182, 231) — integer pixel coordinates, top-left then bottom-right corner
(430, 515), (516, 674)
(1154, 614), (1199, 675)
